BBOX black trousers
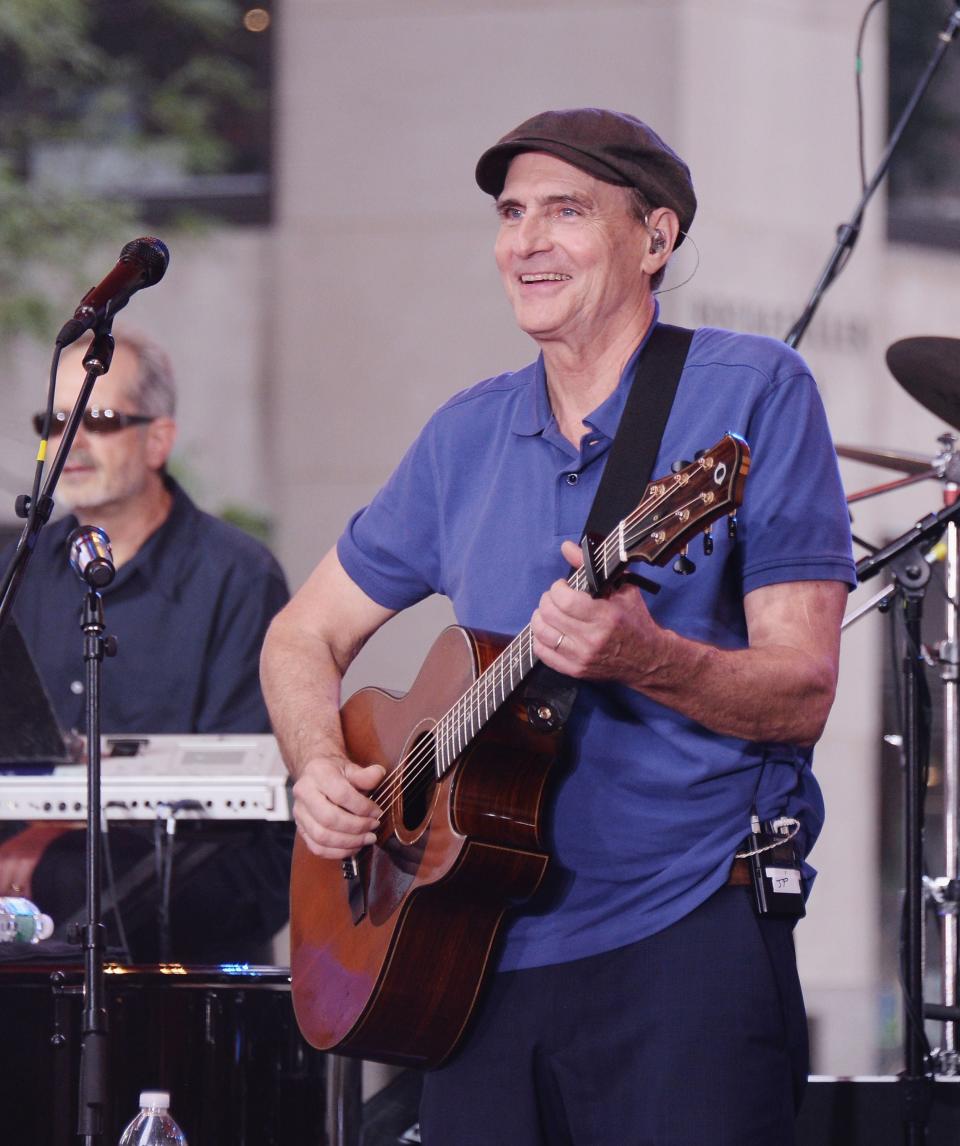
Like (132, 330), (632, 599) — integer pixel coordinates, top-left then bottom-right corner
(420, 886), (808, 1146)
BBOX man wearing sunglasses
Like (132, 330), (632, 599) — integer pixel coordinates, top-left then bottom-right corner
(1, 331), (292, 963)
(32, 339), (178, 570)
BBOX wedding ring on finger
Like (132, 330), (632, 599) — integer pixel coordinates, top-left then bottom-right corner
(554, 632), (566, 651)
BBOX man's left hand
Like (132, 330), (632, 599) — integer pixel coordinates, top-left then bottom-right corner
(531, 539), (666, 686)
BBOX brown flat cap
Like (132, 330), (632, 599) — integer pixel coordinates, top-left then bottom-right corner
(475, 108), (696, 245)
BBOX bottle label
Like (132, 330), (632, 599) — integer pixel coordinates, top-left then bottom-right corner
(0, 897), (52, 942)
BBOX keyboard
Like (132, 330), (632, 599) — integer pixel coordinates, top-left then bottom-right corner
(0, 734), (291, 821)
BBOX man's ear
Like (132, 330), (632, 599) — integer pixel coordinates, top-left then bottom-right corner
(144, 417), (177, 472)
(640, 207), (681, 275)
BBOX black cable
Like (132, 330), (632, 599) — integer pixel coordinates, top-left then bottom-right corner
(855, 0), (887, 193)
(0, 344), (63, 616)
(898, 894), (935, 1067)
(26, 345), (61, 524)
(100, 812), (132, 964)
(155, 801), (202, 962)
(160, 816), (175, 962)
(153, 813), (167, 958)
(889, 599), (906, 742)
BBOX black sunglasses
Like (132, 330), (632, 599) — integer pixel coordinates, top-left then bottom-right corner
(32, 408), (156, 437)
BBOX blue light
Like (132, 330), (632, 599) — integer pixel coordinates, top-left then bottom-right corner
(218, 962), (253, 975)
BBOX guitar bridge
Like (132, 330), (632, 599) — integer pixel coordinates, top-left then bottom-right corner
(342, 854), (367, 925)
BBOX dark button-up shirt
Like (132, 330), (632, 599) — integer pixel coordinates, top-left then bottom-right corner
(10, 477), (288, 734)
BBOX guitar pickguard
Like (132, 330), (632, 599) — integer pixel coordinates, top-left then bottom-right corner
(365, 833), (429, 927)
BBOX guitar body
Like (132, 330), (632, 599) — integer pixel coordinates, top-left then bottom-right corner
(289, 625), (560, 1067)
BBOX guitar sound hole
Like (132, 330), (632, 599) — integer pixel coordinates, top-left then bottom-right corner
(400, 732), (437, 832)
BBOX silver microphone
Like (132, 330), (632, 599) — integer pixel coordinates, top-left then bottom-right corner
(67, 525), (116, 589)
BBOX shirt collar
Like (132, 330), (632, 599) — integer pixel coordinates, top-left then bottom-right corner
(511, 356), (553, 437)
(103, 476), (199, 602)
(511, 302), (661, 440)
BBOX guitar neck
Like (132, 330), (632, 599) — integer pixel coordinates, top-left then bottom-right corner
(433, 564), (591, 778)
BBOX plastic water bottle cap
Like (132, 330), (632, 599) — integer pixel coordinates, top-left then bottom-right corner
(139, 1091), (170, 1109)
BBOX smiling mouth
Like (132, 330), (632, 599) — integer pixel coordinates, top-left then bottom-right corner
(519, 273), (571, 283)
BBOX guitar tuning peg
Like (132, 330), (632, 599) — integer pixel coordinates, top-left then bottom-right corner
(694, 449), (706, 460)
(673, 548), (696, 575)
(702, 526), (714, 556)
(728, 514), (738, 540)
(670, 459), (692, 473)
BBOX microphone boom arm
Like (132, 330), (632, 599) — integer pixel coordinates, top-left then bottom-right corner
(784, 5), (960, 350)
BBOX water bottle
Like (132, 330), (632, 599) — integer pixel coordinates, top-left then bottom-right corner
(117, 1091), (187, 1145)
(0, 896), (54, 943)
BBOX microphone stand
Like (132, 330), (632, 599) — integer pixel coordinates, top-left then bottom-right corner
(73, 544), (118, 1145)
(783, 4), (960, 349)
(0, 324), (120, 1142)
(0, 331), (117, 629)
(853, 502), (960, 1144)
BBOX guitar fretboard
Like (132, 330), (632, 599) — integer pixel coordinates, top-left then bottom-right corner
(433, 564), (593, 776)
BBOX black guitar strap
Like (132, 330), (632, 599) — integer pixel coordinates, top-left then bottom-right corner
(585, 322), (695, 537)
(523, 322), (696, 733)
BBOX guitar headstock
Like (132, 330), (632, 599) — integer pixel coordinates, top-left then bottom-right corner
(615, 433), (751, 570)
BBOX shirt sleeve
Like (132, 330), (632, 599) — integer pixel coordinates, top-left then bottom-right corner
(337, 416), (446, 609)
(737, 359), (856, 595)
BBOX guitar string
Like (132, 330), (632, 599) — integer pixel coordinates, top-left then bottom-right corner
(367, 466), (733, 820)
(367, 473), (730, 820)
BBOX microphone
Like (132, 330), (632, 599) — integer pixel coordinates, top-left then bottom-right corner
(56, 237), (170, 347)
(67, 525), (116, 589)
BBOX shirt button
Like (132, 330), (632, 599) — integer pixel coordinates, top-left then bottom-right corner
(565, 473), (579, 485)
(70, 680), (84, 695)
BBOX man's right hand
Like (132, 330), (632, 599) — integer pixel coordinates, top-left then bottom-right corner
(0, 822), (80, 900)
(291, 756), (386, 859)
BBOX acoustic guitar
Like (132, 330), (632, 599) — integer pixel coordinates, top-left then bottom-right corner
(289, 432), (750, 1067)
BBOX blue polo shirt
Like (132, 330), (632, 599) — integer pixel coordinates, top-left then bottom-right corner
(338, 322), (855, 971)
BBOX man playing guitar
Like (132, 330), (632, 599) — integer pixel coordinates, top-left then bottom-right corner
(261, 108), (854, 1145)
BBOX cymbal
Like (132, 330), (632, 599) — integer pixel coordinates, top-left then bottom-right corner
(836, 444), (934, 475)
(887, 336), (960, 430)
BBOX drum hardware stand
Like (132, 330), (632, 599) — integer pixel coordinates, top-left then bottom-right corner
(849, 497), (960, 1144)
(931, 483), (960, 1077)
(782, 4), (960, 349)
(851, 434), (960, 1078)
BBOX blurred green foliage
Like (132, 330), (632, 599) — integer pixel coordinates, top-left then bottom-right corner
(0, 0), (269, 341)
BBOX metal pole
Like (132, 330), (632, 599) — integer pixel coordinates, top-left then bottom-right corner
(325, 1055), (362, 1146)
(940, 507), (960, 1071)
(900, 578), (933, 1142)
